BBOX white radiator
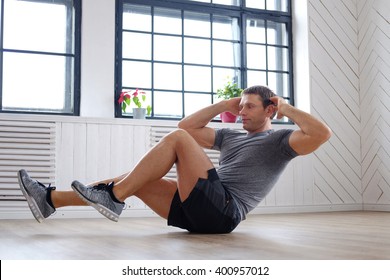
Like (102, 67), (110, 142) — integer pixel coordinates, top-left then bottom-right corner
(0, 119), (56, 211)
(149, 126), (220, 179)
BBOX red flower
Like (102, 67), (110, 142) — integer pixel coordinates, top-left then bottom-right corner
(118, 91), (130, 104)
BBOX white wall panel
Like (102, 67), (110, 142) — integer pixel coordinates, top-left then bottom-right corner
(309, 0), (390, 210)
(308, 0), (363, 208)
(358, 0), (390, 208)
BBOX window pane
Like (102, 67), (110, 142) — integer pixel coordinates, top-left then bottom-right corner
(123, 61), (151, 89)
(212, 16), (239, 40)
(154, 8), (181, 35)
(246, 0), (288, 12)
(213, 68), (241, 93)
(213, 41), (240, 67)
(188, 0), (211, 3)
(4, 0), (71, 53)
(246, 0), (265, 9)
(154, 35), (182, 62)
(184, 11), (210, 37)
(267, 47), (288, 71)
(267, 22), (288, 45)
(187, 0), (211, 3)
(123, 4), (151, 32)
(247, 19), (266, 44)
(2, 52), (69, 111)
(154, 63), (182, 90)
(213, 0), (240, 6)
(122, 32), (151, 60)
(266, 0), (288, 12)
(268, 72), (289, 97)
(184, 93), (211, 116)
(154, 91), (182, 117)
(184, 66), (211, 92)
(246, 44), (266, 69)
(247, 70), (267, 87)
(184, 38), (211, 65)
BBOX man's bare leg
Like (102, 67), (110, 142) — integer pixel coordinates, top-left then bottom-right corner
(24, 128), (213, 221)
(70, 129), (214, 221)
(133, 178), (177, 219)
(51, 180), (178, 221)
(50, 166), (176, 217)
(51, 173), (130, 208)
(51, 177), (177, 219)
(112, 129), (214, 203)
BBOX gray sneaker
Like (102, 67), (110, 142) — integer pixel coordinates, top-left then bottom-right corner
(17, 169), (56, 223)
(71, 181), (124, 222)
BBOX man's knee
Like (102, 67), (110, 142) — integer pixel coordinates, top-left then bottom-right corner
(164, 128), (192, 142)
(162, 129), (201, 154)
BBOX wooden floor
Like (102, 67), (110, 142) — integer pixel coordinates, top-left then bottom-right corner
(0, 211), (389, 260)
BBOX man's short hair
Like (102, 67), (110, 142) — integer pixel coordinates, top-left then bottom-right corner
(241, 85), (277, 119)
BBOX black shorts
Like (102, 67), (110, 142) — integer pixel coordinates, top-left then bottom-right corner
(167, 168), (241, 234)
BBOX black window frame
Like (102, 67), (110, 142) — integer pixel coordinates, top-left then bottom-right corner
(115, 0), (293, 121)
(0, 0), (82, 116)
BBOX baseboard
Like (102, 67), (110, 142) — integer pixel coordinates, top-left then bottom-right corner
(363, 204), (390, 212)
(250, 204), (364, 215)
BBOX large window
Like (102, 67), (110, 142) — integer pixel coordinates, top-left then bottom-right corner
(116, 0), (293, 120)
(0, 0), (81, 115)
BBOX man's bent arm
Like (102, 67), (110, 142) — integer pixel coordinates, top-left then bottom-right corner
(178, 99), (240, 148)
(271, 96), (332, 155)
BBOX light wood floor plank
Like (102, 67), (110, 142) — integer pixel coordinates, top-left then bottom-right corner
(0, 211), (389, 259)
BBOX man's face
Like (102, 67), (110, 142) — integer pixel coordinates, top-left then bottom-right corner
(239, 94), (272, 133)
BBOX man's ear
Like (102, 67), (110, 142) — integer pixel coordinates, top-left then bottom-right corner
(266, 104), (276, 118)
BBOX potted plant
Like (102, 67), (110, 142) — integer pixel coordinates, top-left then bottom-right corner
(216, 79), (242, 123)
(118, 89), (152, 119)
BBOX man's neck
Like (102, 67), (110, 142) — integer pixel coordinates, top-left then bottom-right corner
(245, 122), (273, 135)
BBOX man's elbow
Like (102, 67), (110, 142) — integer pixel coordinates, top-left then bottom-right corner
(317, 125), (332, 145)
(177, 120), (188, 130)
(323, 125), (332, 141)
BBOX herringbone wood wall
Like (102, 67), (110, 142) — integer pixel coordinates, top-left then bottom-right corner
(358, 0), (390, 208)
(308, 0), (390, 209)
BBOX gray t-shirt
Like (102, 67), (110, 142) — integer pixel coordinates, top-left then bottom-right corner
(212, 128), (299, 220)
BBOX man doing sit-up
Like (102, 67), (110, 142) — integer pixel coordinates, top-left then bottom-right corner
(18, 85), (331, 233)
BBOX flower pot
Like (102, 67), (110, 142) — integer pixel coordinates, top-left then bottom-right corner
(220, 111), (237, 123)
(132, 108), (146, 119)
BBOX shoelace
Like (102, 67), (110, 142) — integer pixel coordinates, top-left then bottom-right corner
(90, 182), (128, 209)
(35, 180), (57, 216)
(37, 181), (56, 191)
(91, 182), (114, 191)
(92, 183), (109, 191)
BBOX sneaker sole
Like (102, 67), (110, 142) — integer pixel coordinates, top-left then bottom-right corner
(71, 184), (119, 222)
(17, 171), (44, 223)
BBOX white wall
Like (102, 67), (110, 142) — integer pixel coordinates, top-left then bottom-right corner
(80, 0), (116, 118)
(292, 0), (311, 113)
